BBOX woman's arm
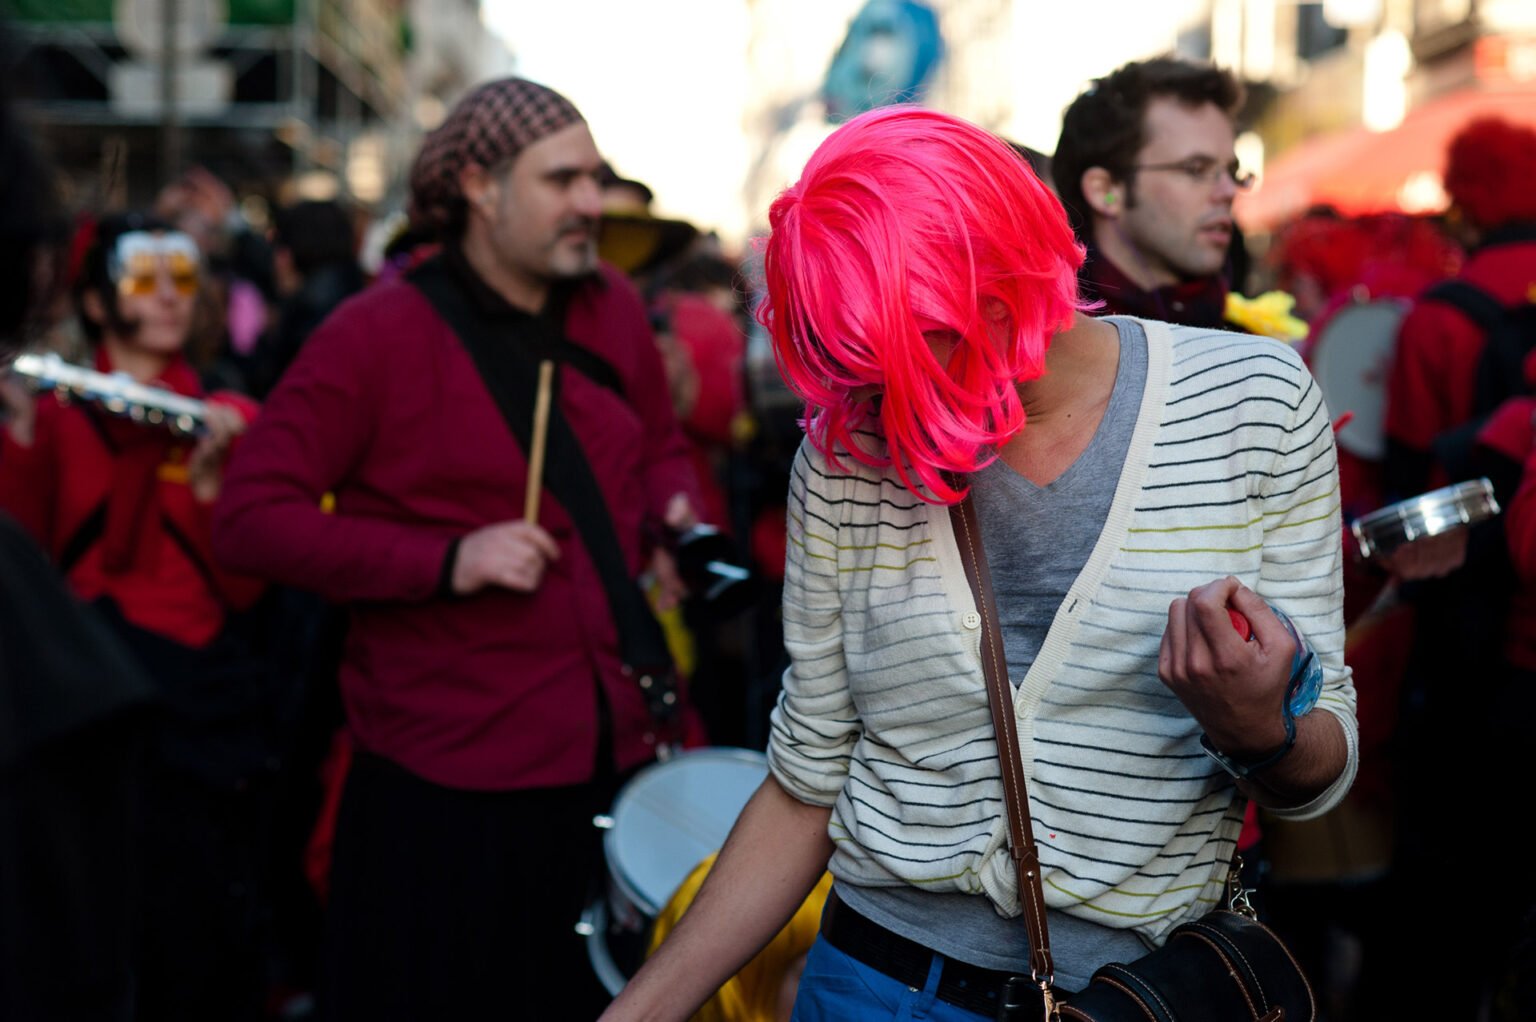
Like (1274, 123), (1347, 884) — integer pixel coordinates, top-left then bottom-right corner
(599, 774), (833, 1022)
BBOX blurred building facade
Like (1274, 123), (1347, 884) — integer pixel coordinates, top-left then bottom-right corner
(740, 0), (1033, 236)
(1187, 0), (1536, 233)
(739, 0), (1216, 240)
(5, 0), (509, 212)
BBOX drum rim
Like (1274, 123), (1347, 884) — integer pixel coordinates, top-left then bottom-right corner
(604, 746), (769, 917)
(580, 899), (629, 998)
(1350, 477), (1500, 556)
(1351, 477), (1497, 529)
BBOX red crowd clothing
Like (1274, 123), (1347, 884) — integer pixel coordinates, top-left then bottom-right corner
(1384, 235), (1536, 463)
(1509, 432), (1536, 585)
(212, 262), (700, 791)
(0, 351), (261, 647)
(664, 293), (744, 531)
(1482, 397), (1536, 671)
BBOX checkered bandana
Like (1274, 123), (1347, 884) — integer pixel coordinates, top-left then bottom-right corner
(408, 77), (584, 231)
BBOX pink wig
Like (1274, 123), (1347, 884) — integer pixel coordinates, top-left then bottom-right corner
(759, 106), (1085, 503)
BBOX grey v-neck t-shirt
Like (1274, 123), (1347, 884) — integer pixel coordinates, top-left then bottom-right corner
(834, 318), (1151, 991)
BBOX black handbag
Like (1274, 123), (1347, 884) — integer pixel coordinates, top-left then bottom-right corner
(947, 492), (1316, 1022)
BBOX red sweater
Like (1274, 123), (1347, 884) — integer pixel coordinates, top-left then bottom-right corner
(0, 352), (261, 647)
(212, 263), (700, 790)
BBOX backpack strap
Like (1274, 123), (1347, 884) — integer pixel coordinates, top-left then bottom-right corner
(1421, 279), (1507, 334)
(1420, 279), (1536, 478)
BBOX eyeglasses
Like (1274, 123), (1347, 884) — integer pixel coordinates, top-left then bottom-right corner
(1131, 157), (1256, 191)
(110, 230), (201, 298)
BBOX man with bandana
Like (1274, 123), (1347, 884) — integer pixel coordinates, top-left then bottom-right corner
(213, 79), (701, 1019)
(1052, 58), (1250, 329)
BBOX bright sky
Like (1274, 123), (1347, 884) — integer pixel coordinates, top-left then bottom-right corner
(480, 1), (1205, 250)
(483, 0), (752, 243)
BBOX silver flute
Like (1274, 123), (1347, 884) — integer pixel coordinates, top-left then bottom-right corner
(7, 352), (210, 436)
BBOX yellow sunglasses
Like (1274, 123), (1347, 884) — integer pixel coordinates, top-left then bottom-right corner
(111, 230), (201, 298)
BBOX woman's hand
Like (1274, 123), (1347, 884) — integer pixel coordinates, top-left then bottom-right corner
(187, 400), (248, 503)
(1, 372), (38, 447)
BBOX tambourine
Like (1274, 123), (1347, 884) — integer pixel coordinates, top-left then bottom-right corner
(1349, 477), (1501, 559)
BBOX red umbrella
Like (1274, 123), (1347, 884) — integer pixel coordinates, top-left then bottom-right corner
(1236, 83), (1536, 233)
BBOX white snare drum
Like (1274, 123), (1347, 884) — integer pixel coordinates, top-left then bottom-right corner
(1307, 297), (1407, 462)
(582, 747), (768, 995)
(1350, 478), (1501, 559)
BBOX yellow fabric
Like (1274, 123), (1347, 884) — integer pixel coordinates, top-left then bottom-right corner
(651, 591), (697, 678)
(1224, 290), (1309, 343)
(647, 853), (833, 1022)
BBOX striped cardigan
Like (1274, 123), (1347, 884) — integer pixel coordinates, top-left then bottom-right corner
(767, 319), (1359, 945)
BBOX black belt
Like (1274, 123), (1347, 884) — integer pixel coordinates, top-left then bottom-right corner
(820, 889), (1049, 1019)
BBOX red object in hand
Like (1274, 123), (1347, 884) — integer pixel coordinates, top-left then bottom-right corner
(1228, 607), (1254, 641)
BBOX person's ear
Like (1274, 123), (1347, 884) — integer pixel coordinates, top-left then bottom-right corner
(81, 289), (110, 328)
(1081, 167), (1122, 219)
(459, 163), (499, 219)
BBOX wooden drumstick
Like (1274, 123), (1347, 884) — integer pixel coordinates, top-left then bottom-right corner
(525, 360), (555, 523)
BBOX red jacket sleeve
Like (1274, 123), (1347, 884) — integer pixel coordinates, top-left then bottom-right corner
(1508, 429), (1536, 584)
(1476, 397), (1536, 465)
(193, 391), (267, 610)
(211, 297), (452, 603)
(0, 401), (60, 549)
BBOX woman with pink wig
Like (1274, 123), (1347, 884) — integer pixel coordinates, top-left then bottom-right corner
(604, 106), (1355, 1021)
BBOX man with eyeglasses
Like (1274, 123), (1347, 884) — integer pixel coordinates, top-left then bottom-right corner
(1053, 57), (1251, 329)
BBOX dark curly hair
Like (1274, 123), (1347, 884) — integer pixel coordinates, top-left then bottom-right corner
(1052, 57), (1243, 239)
(72, 211), (176, 344)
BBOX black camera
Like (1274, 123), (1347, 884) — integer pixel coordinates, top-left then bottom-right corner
(671, 524), (757, 619)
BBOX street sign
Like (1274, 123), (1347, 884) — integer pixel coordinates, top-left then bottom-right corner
(109, 60), (233, 116)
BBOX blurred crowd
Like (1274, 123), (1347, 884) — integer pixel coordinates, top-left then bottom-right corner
(1250, 115), (1536, 1022)
(1, 43), (1533, 1022)
(1, 73), (802, 1022)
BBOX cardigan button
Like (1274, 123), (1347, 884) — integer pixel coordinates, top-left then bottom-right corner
(962, 611), (981, 629)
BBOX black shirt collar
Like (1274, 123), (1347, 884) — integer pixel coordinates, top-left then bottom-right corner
(441, 242), (591, 327)
(1474, 220), (1536, 255)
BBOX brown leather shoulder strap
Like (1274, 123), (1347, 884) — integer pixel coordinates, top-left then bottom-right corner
(948, 489), (1055, 985)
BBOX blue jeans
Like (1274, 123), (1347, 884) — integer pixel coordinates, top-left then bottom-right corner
(790, 936), (992, 1021)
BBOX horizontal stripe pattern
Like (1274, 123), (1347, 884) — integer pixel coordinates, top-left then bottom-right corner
(767, 320), (1358, 945)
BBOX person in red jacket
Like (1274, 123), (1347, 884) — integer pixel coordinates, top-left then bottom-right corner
(0, 215), (260, 641)
(1473, 368), (1536, 1020)
(1478, 391), (1536, 674)
(1385, 117), (1536, 497)
(1376, 117), (1536, 1017)
(0, 210), (272, 1019)
(213, 78), (701, 1020)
